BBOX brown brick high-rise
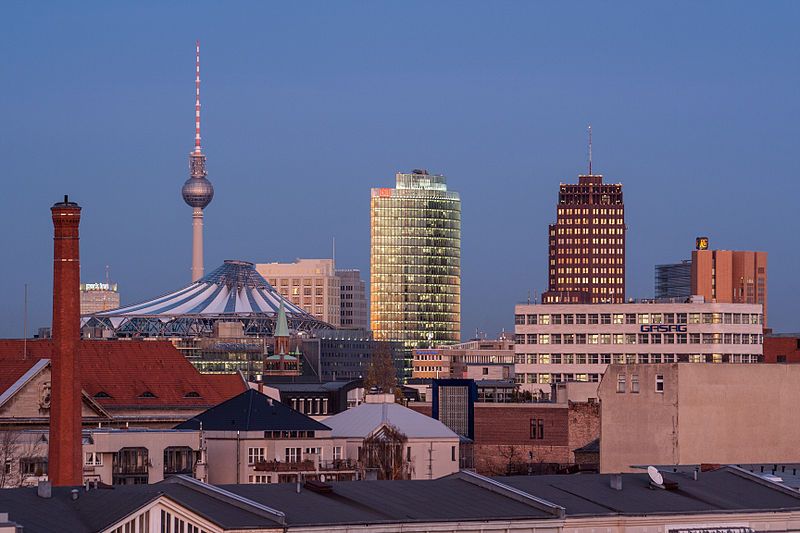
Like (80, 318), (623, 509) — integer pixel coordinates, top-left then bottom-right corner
(50, 195), (82, 486)
(543, 174), (625, 304)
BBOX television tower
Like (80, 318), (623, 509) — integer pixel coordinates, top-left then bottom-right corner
(182, 40), (214, 282)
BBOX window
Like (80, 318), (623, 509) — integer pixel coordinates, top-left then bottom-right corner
(617, 374), (626, 393)
(451, 446), (456, 461)
(514, 314), (525, 325)
(247, 447), (265, 465)
(333, 446), (343, 460)
(530, 418), (545, 439)
(631, 374), (640, 393)
(655, 374), (664, 392)
(406, 446), (411, 461)
(249, 474), (271, 483)
(284, 447), (302, 463)
(85, 452), (102, 466)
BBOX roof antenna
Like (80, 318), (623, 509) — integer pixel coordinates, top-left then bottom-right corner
(194, 40), (202, 154)
(588, 124), (593, 175)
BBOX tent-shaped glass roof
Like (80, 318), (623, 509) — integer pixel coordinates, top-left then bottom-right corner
(82, 260), (330, 337)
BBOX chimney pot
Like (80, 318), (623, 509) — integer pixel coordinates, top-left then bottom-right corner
(610, 473), (623, 490)
(71, 489), (79, 501)
(37, 480), (52, 499)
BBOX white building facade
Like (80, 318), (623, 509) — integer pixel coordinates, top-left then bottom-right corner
(513, 299), (764, 396)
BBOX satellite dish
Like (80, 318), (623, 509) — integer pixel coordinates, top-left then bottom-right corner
(647, 466), (663, 485)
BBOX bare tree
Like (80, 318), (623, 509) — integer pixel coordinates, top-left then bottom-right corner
(0, 430), (47, 487)
(359, 424), (411, 480)
(0, 430), (22, 487)
(364, 342), (398, 394)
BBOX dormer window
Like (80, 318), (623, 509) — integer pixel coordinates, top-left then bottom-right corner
(139, 391), (157, 398)
(184, 391), (201, 398)
(93, 391), (111, 399)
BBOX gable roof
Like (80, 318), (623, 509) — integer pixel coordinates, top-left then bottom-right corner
(0, 340), (246, 410)
(174, 388), (330, 431)
(323, 399), (459, 439)
(4, 467), (800, 532)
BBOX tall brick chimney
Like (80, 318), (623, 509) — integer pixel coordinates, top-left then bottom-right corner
(50, 195), (82, 486)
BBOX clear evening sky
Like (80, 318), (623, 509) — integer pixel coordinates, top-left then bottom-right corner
(1, 2), (798, 337)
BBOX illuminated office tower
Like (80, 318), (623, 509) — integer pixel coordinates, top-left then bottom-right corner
(542, 128), (626, 304)
(370, 170), (461, 348)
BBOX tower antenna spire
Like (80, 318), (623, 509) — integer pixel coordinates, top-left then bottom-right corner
(588, 124), (592, 175)
(194, 40), (202, 153)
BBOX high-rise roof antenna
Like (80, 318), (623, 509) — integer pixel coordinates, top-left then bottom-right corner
(195, 40), (202, 154)
(588, 124), (593, 175)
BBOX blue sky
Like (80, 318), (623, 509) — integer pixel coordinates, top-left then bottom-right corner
(1, 1), (798, 337)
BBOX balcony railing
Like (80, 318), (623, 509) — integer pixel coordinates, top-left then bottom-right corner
(112, 464), (148, 475)
(319, 459), (356, 471)
(253, 459), (316, 472)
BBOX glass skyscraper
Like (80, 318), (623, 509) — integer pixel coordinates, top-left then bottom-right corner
(370, 170), (461, 349)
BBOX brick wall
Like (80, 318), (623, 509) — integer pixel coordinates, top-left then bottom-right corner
(764, 336), (800, 363)
(409, 402), (600, 475)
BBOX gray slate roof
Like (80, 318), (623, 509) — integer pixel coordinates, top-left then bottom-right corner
(3, 467), (800, 532)
(322, 400), (459, 439)
(174, 389), (330, 432)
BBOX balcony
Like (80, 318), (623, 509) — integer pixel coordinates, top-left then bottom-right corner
(319, 459), (356, 471)
(253, 459), (316, 472)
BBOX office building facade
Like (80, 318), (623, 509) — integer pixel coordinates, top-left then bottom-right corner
(257, 259), (341, 327)
(542, 174), (625, 304)
(412, 338), (515, 380)
(514, 300), (764, 396)
(654, 260), (691, 300)
(691, 249), (768, 325)
(337, 269), (368, 330)
(79, 282), (120, 315)
(370, 170), (461, 348)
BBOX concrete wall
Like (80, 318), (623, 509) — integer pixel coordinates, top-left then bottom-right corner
(599, 363), (800, 472)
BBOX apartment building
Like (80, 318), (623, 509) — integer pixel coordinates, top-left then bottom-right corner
(513, 299), (763, 396)
(0, 429), (203, 488)
(599, 363), (800, 472)
(256, 259), (341, 327)
(692, 249), (768, 324)
(412, 337), (515, 380)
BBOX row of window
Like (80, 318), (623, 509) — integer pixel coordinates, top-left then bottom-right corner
(515, 333), (764, 345)
(160, 510), (205, 533)
(513, 353), (762, 365)
(554, 257), (624, 265)
(515, 312), (763, 326)
(557, 208), (623, 215)
(554, 247), (624, 255)
(553, 277), (624, 285)
(516, 373), (601, 384)
(617, 373), (664, 394)
(247, 446), (343, 464)
(289, 397), (330, 415)
(109, 510), (151, 533)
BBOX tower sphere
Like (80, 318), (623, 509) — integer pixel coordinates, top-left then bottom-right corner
(182, 176), (214, 208)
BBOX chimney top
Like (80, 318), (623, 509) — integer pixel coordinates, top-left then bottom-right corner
(610, 473), (623, 490)
(37, 480), (52, 499)
(365, 393), (395, 404)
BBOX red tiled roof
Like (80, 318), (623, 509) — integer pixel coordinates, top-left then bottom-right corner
(0, 339), (247, 409)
